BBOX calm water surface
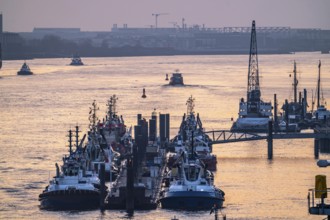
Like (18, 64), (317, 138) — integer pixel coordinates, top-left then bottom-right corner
(1, 54), (330, 219)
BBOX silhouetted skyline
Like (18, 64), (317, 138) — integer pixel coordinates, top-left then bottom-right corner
(1, 0), (330, 32)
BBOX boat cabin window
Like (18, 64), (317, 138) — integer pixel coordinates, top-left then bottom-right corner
(64, 166), (78, 176)
(184, 166), (200, 181)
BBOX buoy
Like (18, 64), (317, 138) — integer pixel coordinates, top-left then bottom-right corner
(142, 88), (147, 98)
(165, 73), (169, 80)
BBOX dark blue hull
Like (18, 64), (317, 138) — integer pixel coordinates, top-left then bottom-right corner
(39, 189), (100, 210)
(17, 71), (33, 75)
(159, 191), (224, 210)
(70, 63), (84, 66)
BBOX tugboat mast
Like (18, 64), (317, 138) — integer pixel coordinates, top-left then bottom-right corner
(75, 125), (80, 150)
(89, 100), (99, 132)
(68, 129), (73, 155)
(317, 60), (321, 108)
(293, 61), (298, 103)
(186, 96), (195, 115)
(107, 95), (118, 119)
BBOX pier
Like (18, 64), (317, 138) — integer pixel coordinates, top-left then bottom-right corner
(205, 121), (330, 159)
(105, 112), (167, 211)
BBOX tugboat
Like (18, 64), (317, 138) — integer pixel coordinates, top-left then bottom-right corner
(159, 146), (224, 210)
(169, 69), (184, 85)
(167, 96), (217, 171)
(312, 60), (330, 122)
(17, 62), (33, 75)
(39, 130), (101, 210)
(85, 97), (131, 182)
(70, 55), (84, 66)
(278, 61), (307, 132)
(231, 21), (272, 132)
(84, 100), (121, 182)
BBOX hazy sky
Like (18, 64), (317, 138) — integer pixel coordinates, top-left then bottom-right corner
(1, 0), (330, 32)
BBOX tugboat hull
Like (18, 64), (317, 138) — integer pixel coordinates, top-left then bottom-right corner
(70, 63), (84, 66)
(169, 73), (184, 85)
(17, 71), (33, 75)
(159, 191), (224, 210)
(39, 189), (100, 210)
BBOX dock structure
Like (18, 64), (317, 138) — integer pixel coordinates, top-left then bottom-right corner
(205, 122), (330, 159)
(105, 112), (167, 211)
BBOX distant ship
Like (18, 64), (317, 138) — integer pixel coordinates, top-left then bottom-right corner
(169, 70), (184, 85)
(70, 55), (84, 66)
(17, 62), (33, 75)
(231, 21), (272, 132)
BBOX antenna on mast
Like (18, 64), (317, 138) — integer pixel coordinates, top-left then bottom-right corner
(317, 60), (321, 108)
(292, 61), (299, 103)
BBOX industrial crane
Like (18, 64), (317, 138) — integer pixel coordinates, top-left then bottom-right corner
(152, 13), (168, 28)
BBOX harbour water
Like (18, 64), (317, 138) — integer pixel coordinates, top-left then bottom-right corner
(1, 54), (330, 219)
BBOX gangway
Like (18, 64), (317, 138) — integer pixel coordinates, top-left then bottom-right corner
(205, 130), (327, 144)
(205, 122), (330, 159)
(205, 130), (265, 144)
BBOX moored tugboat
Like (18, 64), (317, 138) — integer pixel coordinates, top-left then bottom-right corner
(39, 130), (100, 210)
(159, 145), (224, 210)
(84, 100), (120, 182)
(167, 96), (217, 171)
(85, 96), (131, 182)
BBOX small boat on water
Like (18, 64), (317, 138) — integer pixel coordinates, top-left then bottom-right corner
(70, 55), (84, 66)
(169, 70), (184, 85)
(17, 62), (33, 75)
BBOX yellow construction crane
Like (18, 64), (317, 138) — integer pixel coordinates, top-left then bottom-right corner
(152, 13), (169, 28)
